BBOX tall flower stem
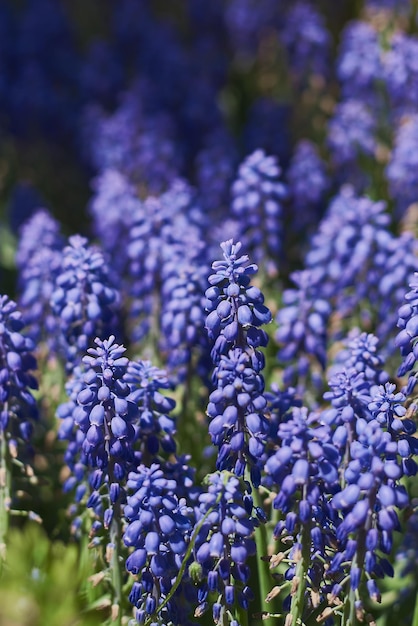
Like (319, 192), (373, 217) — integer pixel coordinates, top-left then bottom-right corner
(412, 589), (418, 626)
(0, 426), (10, 565)
(289, 515), (311, 626)
(109, 504), (123, 626)
(253, 487), (275, 626)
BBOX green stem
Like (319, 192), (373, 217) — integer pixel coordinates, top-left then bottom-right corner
(109, 504), (123, 626)
(289, 522), (310, 626)
(0, 425), (10, 566)
(412, 588), (418, 626)
(253, 487), (276, 626)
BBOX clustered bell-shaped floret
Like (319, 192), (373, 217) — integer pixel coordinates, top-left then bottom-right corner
(126, 360), (177, 456)
(124, 462), (195, 625)
(337, 20), (382, 103)
(160, 251), (210, 380)
(265, 406), (339, 585)
(89, 168), (142, 276)
(0, 295), (39, 451)
(64, 336), (139, 525)
(286, 140), (329, 231)
(16, 209), (64, 348)
(280, 2), (331, 83)
(50, 235), (120, 370)
(207, 347), (268, 486)
(192, 471), (259, 626)
(329, 417), (409, 596)
(276, 268), (331, 391)
(230, 149), (287, 272)
(396, 272), (418, 389)
(205, 239), (271, 363)
(368, 383), (418, 462)
(205, 241), (271, 486)
(126, 179), (207, 357)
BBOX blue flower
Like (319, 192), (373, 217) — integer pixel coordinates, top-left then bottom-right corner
(205, 239), (271, 363)
(337, 20), (382, 103)
(205, 241), (271, 483)
(286, 140), (329, 232)
(126, 360), (177, 456)
(0, 296), (39, 507)
(16, 209), (64, 348)
(192, 471), (259, 625)
(231, 150), (287, 275)
(275, 269), (330, 393)
(386, 115), (418, 217)
(50, 235), (120, 370)
(281, 2), (331, 84)
(124, 461), (196, 625)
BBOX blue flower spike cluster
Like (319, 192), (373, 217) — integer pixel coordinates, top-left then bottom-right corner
(205, 240), (272, 487)
(231, 150), (287, 276)
(0, 295), (39, 554)
(50, 235), (120, 371)
(192, 471), (260, 626)
(123, 462), (195, 626)
(16, 209), (64, 349)
(3, 1), (418, 625)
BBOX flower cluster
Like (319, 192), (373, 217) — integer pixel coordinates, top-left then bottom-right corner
(205, 241), (272, 485)
(50, 235), (120, 370)
(230, 150), (287, 275)
(205, 240), (271, 362)
(124, 462), (196, 626)
(192, 471), (260, 626)
(16, 209), (64, 347)
(0, 295), (39, 457)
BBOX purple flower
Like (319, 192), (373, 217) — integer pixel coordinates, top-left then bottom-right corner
(124, 461), (196, 624)
(0, 295), (38, 452)
(16, 209), (64, 347)
(231, 150), (287, 275)
(126, 360), (177, 456)
(205, 241), (271, 484)
(286, 140), (329, 231)
(275, 269), (331, 394)
(396, 272), (418, 380)
(207, 347), (269, 484)
(193, 471), (258, 621)
(383, 33), (418, 117)
(328, 100), (376, 168)
(386, 115), (418, 217)
(50, 235), (120, 370)
(205, 239), (271, 363)
(88, 168), (142, 276)
(281, 2), (331, 83)
(337, 21), (382, 102)
(127, 179), (205, 346)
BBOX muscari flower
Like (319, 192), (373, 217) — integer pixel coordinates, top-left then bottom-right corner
(0, 296), (39, 512)
(395, 272), (418, 387)
(192, 471), (260, 626)
(280, 1), (331, 84)
(16, 209), (64, 348)
(275, 269), (331, 394)
(286, 140), (329, 232)
(205, 239), (271, 363)
(124, 461), (196, 625)
(127, 179), (205, 346)
(50, 234), (120, 371)
(230, 150), (287, 276)
(205, 241), (272, 485)
(386, 115), (418, 217)
(337, 20), (383, 103)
